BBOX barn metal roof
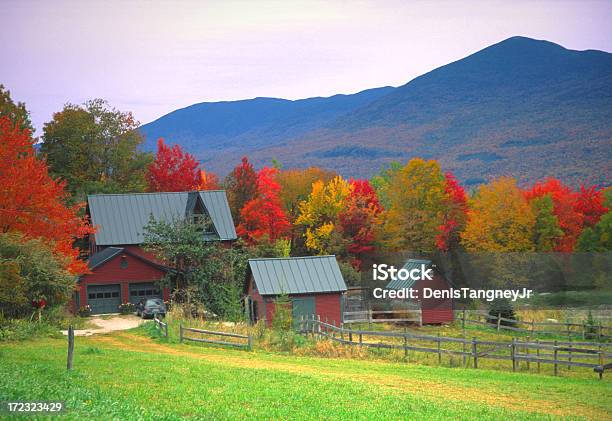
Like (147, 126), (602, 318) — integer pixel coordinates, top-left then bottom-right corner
(248, 255), (347, 296)
(88, 191), (237, 245)
(385, 259), (432, 290)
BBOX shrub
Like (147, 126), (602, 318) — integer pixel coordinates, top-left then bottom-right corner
(487, 298), (517, 327)
(118, 302), (135, 314)
(77, 305), (92, 317)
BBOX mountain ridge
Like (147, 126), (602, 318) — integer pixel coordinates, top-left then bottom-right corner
(139, 36), (612, 186)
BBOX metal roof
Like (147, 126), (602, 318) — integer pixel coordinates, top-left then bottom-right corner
(385, 259), (432, 290)
(88, 191), (237, 245)
(87, 247), (124, 269)
(248, 255), (347, 296)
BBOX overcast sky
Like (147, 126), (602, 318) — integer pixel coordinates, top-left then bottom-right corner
(2, 0), (611, 134)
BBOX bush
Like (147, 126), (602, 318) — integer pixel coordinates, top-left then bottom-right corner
(0, 319), (61, 341)
(487, 298), (517, 327)
(77, 305), (92, 317)
(118, 302), (135, 314)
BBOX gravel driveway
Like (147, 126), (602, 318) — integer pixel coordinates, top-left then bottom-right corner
(61, 314), (144, 336)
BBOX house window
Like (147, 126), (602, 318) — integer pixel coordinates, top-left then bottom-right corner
(111, 292), (119, 298)
(88, 293), (95, 300)
(120, 258), (128, 269)
(193, 213), (215, 235)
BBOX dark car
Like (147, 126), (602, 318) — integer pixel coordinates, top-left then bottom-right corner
(136, 298), (166, 319)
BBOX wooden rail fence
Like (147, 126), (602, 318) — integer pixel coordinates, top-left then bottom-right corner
(299, 315), (612, 378)
(343, 309), (422, 325)
(179, 325), (252, 350)
(153, 314), (168, 337)
(459, 310), (612, 341)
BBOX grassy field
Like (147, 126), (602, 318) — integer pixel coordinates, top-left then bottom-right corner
(0, 327), (610, 420)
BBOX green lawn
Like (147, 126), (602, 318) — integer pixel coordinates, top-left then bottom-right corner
(0, 330), (610, 420)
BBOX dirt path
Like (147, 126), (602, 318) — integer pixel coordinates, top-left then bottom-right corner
(91, 331), (607, 420)
(62, 315), (143, 336)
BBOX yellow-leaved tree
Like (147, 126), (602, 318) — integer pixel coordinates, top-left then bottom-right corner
(377, 158), (448, 252)
(296, 176), (350, 254)
(461, 177), (535, 252)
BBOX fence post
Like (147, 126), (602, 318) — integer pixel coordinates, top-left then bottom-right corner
(536, 339), (541, 373)
(511, 338), (516, 372)
(472, 337), (478, 369)
(598, 323), (602, 341)
(311, 314), (315, 339)
(526, 337), (530, 371)
(404, 327), (408, 361)
(179, 324), (183, 343)
(553, 340), (558, 376)
(247, 334), (253, 351)
(497, 313), (501, 331)
(598, 350), (604, 380)
(340, 323), (344, 341)
(368, 308), (373, 329)
(67, 325), (74, 371)
(462, 334), (467, 367)
(531, 320), (535, 336)
(317, 315), (321, 339)
(582, 323), (586, 340)
(462, 309), (466, 330)
(568, 337), (572, 370)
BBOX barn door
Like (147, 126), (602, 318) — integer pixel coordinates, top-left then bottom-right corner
(291, 296), (315, 330)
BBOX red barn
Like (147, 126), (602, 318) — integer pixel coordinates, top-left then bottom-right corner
(245, 255), (347, 327)
(75, 190), (236, 314)
(385, 259), (454, 324)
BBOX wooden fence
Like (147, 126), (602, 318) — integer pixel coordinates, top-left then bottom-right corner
(153, 314), (168, 337)
(299, 315), (612, 378)
(459, 310), (612, 341)
(343, 309), (422, 325)
(179, 325), (252, 350)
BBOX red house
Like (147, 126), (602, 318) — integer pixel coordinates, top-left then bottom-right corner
(385, 259), (454, 324)
(245, 255), (348, 327)
(75, 191), (236, 314)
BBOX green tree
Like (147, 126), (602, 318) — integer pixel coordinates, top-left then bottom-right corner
(576, 212), (612, 252)
(0, 84), (33, 133)
(531, 195), (563, 251)
(0, 233), (74, 318)
(142, 216), (248, 320)
(41, 99), (151, 197)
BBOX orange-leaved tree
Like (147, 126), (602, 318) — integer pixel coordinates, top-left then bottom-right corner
(0, 116), (94, 274)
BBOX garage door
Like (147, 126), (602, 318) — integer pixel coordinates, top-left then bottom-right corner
(87, 284), (121, 314)
(129, 282), (162, 304)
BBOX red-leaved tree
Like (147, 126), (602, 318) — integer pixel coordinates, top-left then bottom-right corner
(0, 116), (94, 274)
(338, 179), (382, 267)
(524, 178), (583, 252)
(224, 157), (258, 224)
(575, 184), (608, 229)
(197, 169), (220, 190)
(436, 172), (468, 251)
(146, 138), (201, 192)
(236, 167), (291, 244)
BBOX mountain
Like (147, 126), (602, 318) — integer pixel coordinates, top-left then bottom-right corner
(139, 37), (612, 186)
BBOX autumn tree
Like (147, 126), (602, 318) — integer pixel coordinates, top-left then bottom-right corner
(377, 159), (448, 252)
(197, 169), (221, 190)
(41, 99), (151, 197)
(435, 172), (468, 252)
(370, 161), (402, 208)
(0, 116), (94, 274)
(524, 179), (583, 252)
(575, 184), (608, 229)
(276, 167), (336, 253)
(296, 176), (351, 255)
(224, 157), (258, 224)
(0, 84), (33, 133)
(145, 138), (201, 192)
(461, 177), (535, 252)
(236, 167), (291, 245)
(337, 179), (382, 267)
(530, 195), (564, 251)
